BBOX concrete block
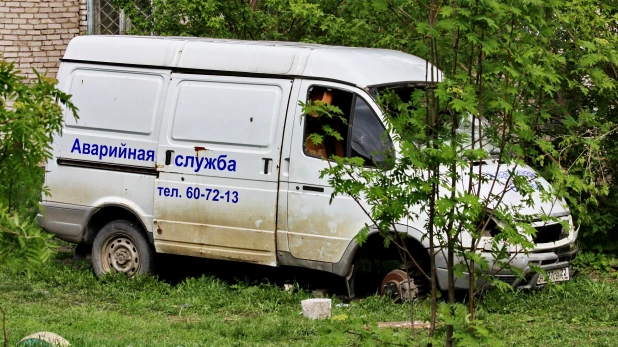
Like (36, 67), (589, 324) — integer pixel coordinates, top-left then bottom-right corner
(301, 298), (331, 320)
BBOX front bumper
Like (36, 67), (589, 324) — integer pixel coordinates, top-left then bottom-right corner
(435, 245), (578, 291)
(494, 246), (578, 289)
(37, 202), (94, 243)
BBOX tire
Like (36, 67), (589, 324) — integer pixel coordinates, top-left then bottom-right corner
(91, 219), (154, 278)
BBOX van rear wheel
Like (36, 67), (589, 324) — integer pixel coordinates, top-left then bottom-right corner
(92, 220), (154, 277)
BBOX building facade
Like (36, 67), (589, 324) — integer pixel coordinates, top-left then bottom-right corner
(0, 0), (125, 79)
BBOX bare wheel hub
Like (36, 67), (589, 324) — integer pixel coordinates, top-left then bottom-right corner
(380, 269), (418, 301)
(102, 234), (140, 276)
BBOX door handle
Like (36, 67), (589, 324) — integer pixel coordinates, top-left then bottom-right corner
(263, 158), (272, 175)
(165, 150), (174, 165)
(302, 185), (324, 192)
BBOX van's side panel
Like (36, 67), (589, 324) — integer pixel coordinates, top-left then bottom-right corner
(153, 74), (293, 266)
(41, 63), (170, 241)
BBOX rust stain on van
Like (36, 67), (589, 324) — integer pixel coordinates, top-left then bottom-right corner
(194, 146), (208, 157)
(154, 220), (163, 234)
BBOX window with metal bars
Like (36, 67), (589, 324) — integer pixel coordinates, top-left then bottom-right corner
(89, 0), (124, 35)
(88, 0), (151, 35)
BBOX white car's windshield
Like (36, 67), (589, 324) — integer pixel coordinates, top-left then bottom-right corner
(457, 116), (501, 156)
(374, 84), (500, 157)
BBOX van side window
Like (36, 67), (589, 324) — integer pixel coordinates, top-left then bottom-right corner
(303, 87), (353, 159)
(303, 86), (393, 167)
(350, 97), (394, 167)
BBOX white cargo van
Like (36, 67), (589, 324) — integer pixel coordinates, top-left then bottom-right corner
(39, 36), (578, 297)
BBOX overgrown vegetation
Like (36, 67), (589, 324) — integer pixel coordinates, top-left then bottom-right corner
(299, 0), (613, 343)
(1, 247), (618, 346)
(0, 61), (77, 346)
(575, 251), (618, 274)
(0, 61), (77, 269)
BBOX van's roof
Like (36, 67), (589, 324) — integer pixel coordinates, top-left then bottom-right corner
(63, 36), (440, 88)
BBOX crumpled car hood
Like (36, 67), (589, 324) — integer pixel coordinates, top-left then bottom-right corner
(457, 161), (569, 218)
(402, 161), (573, 249)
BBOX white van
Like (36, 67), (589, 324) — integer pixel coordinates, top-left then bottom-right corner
(38, 36), (578, 297)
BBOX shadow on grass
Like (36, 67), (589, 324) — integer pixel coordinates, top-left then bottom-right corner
(154, 253), (351, 295)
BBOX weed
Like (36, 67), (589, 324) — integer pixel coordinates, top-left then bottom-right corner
(2, 246), (618, 346)
(574, 252), (618, 273)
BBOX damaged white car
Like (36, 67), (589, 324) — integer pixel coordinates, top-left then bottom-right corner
(38, 35), (577, 298)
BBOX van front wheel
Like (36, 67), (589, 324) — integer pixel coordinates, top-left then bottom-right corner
(92, 220), (154, 278)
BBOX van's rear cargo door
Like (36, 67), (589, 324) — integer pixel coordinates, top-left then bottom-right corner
(153, 73), (292, 266)
(47, 63), (171, 235)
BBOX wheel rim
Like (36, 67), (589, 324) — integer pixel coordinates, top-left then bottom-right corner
(101, 233), (141, 276)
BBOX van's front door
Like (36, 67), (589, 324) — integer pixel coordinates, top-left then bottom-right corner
(286, 81), (393, 264)
(153, 74), (292, 266)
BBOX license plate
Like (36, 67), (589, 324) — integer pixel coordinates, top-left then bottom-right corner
(537, 267), (570, 285)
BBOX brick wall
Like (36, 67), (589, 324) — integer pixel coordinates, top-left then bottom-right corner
(0, 0), (87, 80)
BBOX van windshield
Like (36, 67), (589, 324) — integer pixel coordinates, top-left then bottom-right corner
(373, 84), (500, 157)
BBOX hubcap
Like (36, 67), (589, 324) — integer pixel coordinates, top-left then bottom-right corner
(102, 234), (140, 276)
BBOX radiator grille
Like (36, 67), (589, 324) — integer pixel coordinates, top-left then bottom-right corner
(532, 223), (567, 244)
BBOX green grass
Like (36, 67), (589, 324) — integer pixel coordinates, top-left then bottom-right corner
(1, 245), (617, 346)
